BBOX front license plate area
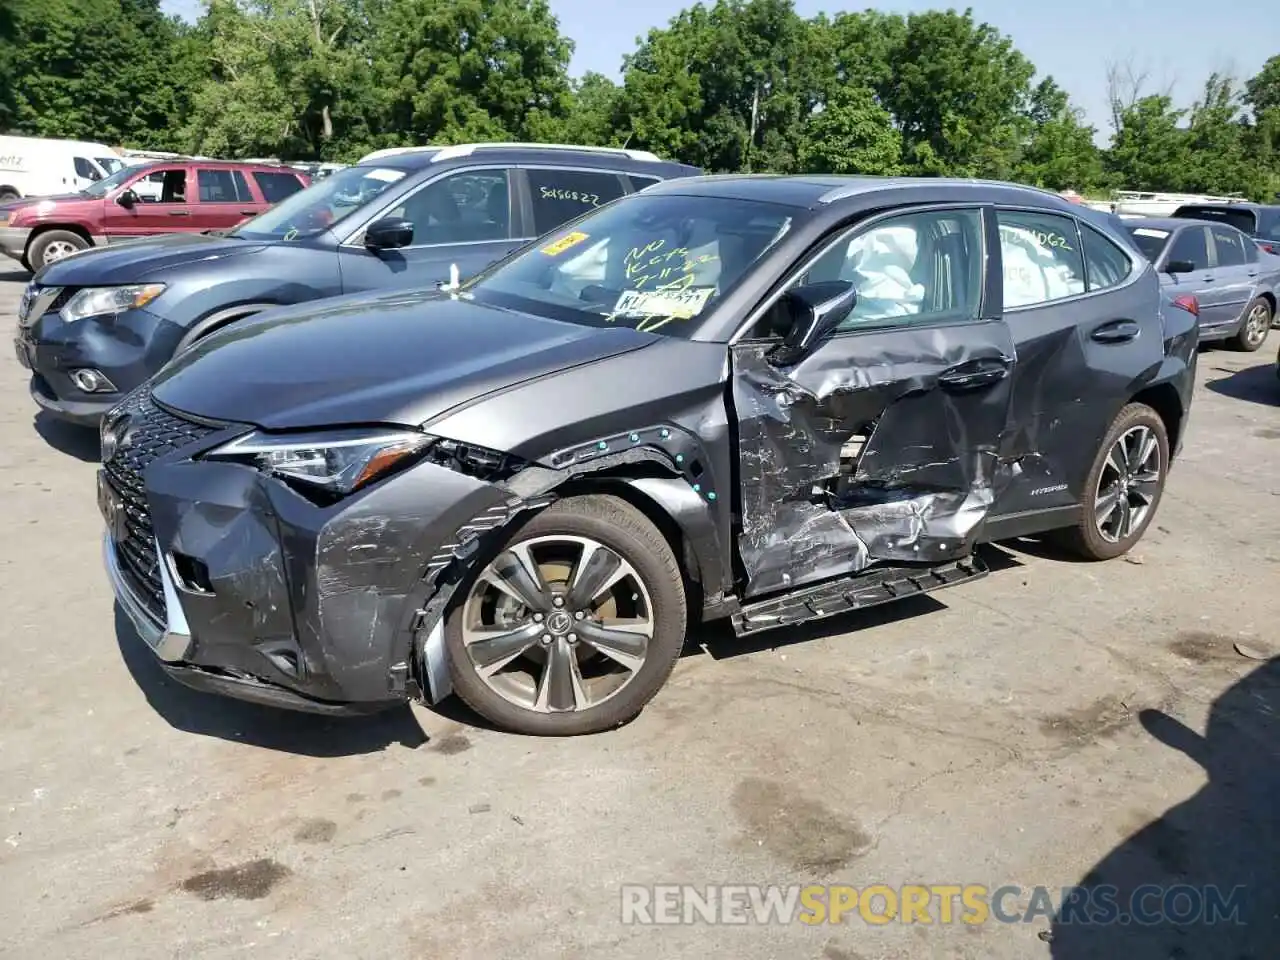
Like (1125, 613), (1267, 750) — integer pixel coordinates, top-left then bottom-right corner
(97, 470), (129, 544)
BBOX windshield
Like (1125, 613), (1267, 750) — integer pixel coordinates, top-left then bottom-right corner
(96, 157), (126, 175)
(232, 165), (408, 240)
(1125, 226), (1171, 262)
(465, 194), (795, 339)
(81, 165), (144, 197)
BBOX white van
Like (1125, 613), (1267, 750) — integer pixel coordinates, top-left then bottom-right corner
(0, 136), (128, 201)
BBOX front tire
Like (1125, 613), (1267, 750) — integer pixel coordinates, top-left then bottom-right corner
(444, 494), (688, 736)
(1231, 298), (1272, 352)
(1053, 403), (1169, 561)
(28, 230), (88, 270)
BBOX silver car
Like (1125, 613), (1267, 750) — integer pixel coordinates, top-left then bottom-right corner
(1124, 217), (1278, 352)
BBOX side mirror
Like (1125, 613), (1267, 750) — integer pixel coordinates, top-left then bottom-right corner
(768, 281), (857, 366)
(364, 217), (414, 251)
(116, 190), (138, 209)
(1165, 259), (1195, 275)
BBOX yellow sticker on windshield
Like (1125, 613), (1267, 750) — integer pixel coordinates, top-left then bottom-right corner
(540, 231), (589, 256)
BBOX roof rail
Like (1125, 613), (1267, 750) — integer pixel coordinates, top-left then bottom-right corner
(429, 142), (663, 163)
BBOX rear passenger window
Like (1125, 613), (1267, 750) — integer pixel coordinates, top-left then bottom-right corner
(1080, 224), (1133, 291)
(255, 171), (305, 203)
(1210, 227), (1245, 267)
(197, 169), (253, 203)
(627, 175), (661, 192)
(527, 169), (626, 234)
(997, 211), (1085, 308)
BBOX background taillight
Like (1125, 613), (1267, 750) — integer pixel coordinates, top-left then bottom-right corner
(1172, 294), (1199, 316)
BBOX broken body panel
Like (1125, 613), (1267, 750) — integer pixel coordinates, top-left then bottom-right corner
(101, 176), (1195, 714)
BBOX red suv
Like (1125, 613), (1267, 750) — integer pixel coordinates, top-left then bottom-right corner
(0, 160), (310, 272)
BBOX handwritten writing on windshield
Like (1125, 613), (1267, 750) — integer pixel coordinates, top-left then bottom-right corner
(623, 239), (717, 292)
(540, 186), (602, 206)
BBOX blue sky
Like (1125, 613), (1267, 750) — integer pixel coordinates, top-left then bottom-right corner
(161, 0), (1280, 141)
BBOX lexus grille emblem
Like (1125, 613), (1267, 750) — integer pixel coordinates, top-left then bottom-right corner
(101, 414), (132, 462)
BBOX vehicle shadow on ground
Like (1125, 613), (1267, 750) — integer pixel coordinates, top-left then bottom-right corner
(32, 413), (100, 462)
(0, 267), (29, 282)
(113, 607), (428, 756)
(1049, 656), (1280, 957)
(1203, 360), (1279, 407)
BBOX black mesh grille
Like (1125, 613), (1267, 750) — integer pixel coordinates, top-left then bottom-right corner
(102, 389), (219, 621)
(48, 287), (76, 313)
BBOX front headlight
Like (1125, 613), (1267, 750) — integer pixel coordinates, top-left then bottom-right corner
(62, 284), (166, 322)
(206, 428), (431, 494)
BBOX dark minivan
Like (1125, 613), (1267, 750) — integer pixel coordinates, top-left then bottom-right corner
(1171, 202), (1280, 256)
(15, 143), (700, 425)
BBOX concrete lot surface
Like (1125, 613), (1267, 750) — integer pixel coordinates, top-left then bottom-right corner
(1, 268), (1277, 959)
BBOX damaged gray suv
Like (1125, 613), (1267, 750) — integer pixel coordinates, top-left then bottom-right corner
(99, 175), (1198, 735)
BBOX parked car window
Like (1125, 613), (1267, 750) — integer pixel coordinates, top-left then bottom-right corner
(527, 168), (627, 234)
(1124, 225), (1171, 262)
(95, 156), (126, 174)
(254, 171), (305, 204)
(782, 208), (983, 331)
(233, 165), (407, 240)
(1259, 212), (1280, 241)
(385, 170), (510, 245)
(1174, 205), (1257, 235)
(1210, 226), (1246, 267)
(73, 157), (101, 181)
(1167, 227), (1210, 270)
(155, 169), (188, 203)
(997, 210), (1086, 308)
(1081, 224), (1133, 291)
(627, 175), (662, 191)
(468, 192), (793, 338)
(197, 169), (253, 203)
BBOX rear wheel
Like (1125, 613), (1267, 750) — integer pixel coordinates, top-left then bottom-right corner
(1230, 298), (1272, 352)
(1052, 403), (1169, 561)
(29, 230), (88, 270)
(0, 188), (19, 203)
(444, 495), (687, 736)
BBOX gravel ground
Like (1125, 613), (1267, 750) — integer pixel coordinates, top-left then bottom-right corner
(1, 267), (1277, 960)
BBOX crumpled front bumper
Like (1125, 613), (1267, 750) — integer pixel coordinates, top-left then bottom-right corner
(101, 435), (512, 714)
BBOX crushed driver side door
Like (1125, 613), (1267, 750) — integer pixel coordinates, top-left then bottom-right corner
(730, 204), (1016, 598)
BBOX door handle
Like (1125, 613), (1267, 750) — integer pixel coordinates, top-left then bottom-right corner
(240, 209), (256, 216)
(1201, 275), (1216, 282)
(937, 357), (1011, 391)
(1091, 319), (1141, 344)
(1248, 271), (1259, 278)
(167, 210), (191, 217)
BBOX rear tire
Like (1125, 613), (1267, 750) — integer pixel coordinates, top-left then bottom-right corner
(29, 230), (89, 270)
(1052, 403), (1169, 561)
(0, 188), (19, 203)
(444, 494), (687, 736)
(1230, 298), (1272, 352)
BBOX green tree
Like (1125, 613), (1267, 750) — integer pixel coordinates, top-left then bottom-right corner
(366, 0), (574, 151)
(1245, 54), (1280, 116)
(619, 0), (820, 173)
(529, 71), (623, 146)
(1182, 73), (1262, 197)
(1105, 95), (1191, 192)
(883, 8), (1035, 177)
(1015, 78), (1105, 191)
(4, 0), (183, 145)
(797, 85), (901, 175)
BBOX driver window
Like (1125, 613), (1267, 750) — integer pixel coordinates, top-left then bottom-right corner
(154, 169), (188, 204)
(754, 207), (984, 337)
(385, 170), (510, 245)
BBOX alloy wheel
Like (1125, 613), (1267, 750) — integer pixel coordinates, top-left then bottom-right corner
(459, 535), (655, 713)
(42, 240), (79, 265)
(1244, 303), (1270, 347)
(1094, 425), (1161, 543)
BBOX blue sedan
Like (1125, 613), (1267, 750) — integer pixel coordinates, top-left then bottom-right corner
(1124, 217), (1279, 352)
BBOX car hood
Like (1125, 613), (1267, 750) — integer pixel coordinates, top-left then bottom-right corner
(0, 192), (86, 214)
(35, 233), (267, 284)
(150, 288), (656, 430)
